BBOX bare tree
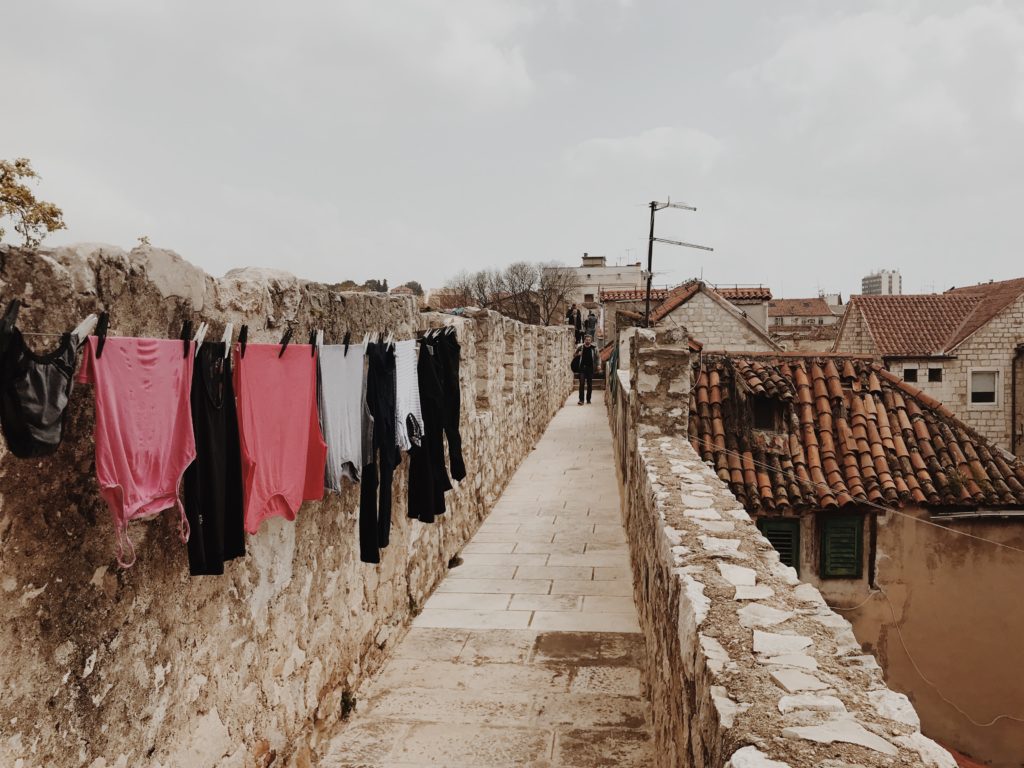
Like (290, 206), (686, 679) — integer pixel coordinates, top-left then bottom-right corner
(496, 261), (540, 324)
(440, 260), (579, 326)
(536, 263), (581, 326)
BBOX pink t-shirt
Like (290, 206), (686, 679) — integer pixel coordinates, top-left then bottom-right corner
(233, 343), (327, 533)
(76, 336), (195, 567)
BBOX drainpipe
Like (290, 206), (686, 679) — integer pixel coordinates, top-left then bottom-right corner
(1013, 345), (1024, 455)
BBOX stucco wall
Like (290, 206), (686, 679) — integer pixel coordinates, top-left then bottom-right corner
(841, 509), (1024, 767)
(607, 327), (956, 768)
(660, 292), (776, 352)
(0, 244), (573, 768)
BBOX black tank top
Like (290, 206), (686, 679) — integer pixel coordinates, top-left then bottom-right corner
(0, 301), (78, 458)
(182, 342), (246, 575)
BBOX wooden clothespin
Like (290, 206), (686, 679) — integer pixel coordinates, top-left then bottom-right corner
(221, 322), (233, 358)
(72, 313), (98, 343)
(193, 322), (209, 357)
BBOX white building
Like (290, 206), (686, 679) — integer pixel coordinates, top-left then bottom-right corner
(861, 269), (902, 295)
(567, 254), (645, 305)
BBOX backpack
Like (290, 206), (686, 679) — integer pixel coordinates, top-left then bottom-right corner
(570, 352), (581, 374)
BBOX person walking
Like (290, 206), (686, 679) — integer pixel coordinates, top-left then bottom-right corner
(574, 334), (598, 405)
(584, 309), (598, 342)
(566, 304), (583, 344)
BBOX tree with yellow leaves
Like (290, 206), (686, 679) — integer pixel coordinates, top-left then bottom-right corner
(0, 158), (66, 248)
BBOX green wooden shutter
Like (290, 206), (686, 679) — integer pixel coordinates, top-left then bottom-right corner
(756, 518), (800, 574)
(820, 515), (863, 578)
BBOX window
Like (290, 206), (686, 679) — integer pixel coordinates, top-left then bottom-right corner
(584, 293), (594, 303)
(752, 396), (783, 430)
(970, 370), (998, 404)
(820, 516), (863, 579)
(928, 368), (943, 383)
(903, 367), (918, 383)
(757, 518), (800, 573)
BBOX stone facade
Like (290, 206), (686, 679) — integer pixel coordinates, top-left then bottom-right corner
(835, 293), (1024, 452)
(0, 244), (573, 767)
(607, 328), (955, 768)
(658, 291), (779, 352)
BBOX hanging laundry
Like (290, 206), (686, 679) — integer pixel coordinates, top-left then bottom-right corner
(394, 338), (423, 452)
(182, 342), (245, 575)
(436, 330), (467, 481)
(0, 302), (80, 458)
(76, 336), (195, 567)
(408, 334), (452, 524)
(234, 342), (326, 534)
(359, 340), (400, 563)
(319, 342), (367, 489)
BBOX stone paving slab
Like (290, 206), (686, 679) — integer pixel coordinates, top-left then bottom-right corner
(317, 393), (652, 767)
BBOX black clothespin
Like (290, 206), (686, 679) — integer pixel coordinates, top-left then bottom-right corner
(0, 300), (20, 355)
(278, 326), (292, 358)
(308, 329), (317, 357)
(95, 312), (110, 358)
(343, 330), (351, 356)
(238, 325), (248, 357)
(180, 320), (192, 358)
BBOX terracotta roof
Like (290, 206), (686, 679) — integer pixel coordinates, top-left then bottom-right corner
(717, 286), (773, 302)
(651, 282), (782, 350)
(688, 355), (1024, 513)
(600, 288), (669, 302)
(649, 280), (702, 324)
(944, 276), (1024, 349)
(769, 298), (834, 318)
(843, 294), (982, 357)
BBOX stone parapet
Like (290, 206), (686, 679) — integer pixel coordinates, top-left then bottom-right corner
(0, 244), (573, 767)
(607, 330), (954, 768)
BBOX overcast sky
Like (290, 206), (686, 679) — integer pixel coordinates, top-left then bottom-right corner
(3, 0), (1023, 298)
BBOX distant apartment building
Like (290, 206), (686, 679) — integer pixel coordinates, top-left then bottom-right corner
(861, 269), (902, 295)
(568, 253), (644, 306)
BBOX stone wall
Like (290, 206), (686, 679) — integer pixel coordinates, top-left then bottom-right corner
(0, 244), (573, 768)
(606, 327), (956, 768)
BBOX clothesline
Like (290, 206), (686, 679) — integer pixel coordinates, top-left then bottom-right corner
(0, 298), (468, 574)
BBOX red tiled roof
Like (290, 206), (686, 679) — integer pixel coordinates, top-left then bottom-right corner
(688, 355), (1024, 513)
(769, 297), (833, 318)
(846, 294), (982, 357)
(944, 276), (1024, 349)
(600, 288), (669, 302)
(717, 286), (773, 302)
(649, 280), (701, 324)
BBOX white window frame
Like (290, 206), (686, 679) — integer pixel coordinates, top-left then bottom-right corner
(968, 367), (1001, 409)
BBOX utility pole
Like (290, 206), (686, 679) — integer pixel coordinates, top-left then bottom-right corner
(643, 199), (713, 327)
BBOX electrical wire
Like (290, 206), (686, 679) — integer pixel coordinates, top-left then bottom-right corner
(876, 584), (1024, 727)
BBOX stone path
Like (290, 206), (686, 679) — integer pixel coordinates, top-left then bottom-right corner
(317, 391), (653, 767)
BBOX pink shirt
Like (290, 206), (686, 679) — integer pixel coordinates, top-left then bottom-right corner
(233, 343), (326, 533)
(76, 336), (195, 567)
